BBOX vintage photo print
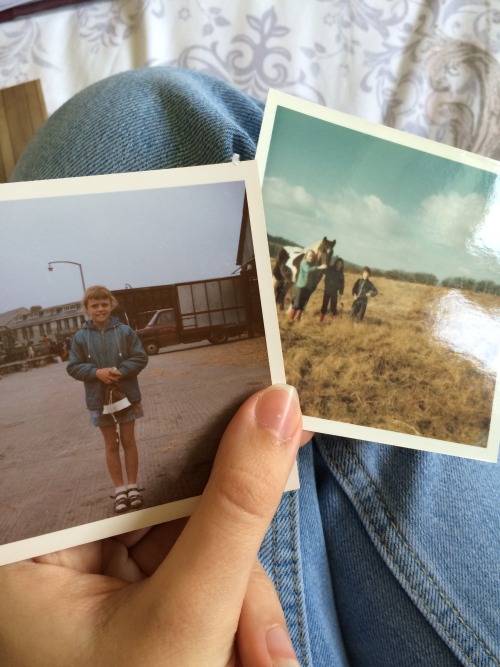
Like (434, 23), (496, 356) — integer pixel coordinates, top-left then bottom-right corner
(0, 161), (298, 565)
(255, 90), (500, 462)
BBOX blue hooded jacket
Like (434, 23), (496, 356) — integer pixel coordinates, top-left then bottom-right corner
(67, 316), (148, 410)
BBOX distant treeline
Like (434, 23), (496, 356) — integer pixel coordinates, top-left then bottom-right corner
(267, 234), (499, 295)
(371, 270), (500, 295)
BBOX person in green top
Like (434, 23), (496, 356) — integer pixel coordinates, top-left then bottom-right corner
(289, 250), (327, 321)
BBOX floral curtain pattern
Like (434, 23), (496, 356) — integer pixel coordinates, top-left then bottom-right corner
(1, 0), (500, 158)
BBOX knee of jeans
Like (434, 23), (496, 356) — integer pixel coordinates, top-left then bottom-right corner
(12, 67), (264, 182)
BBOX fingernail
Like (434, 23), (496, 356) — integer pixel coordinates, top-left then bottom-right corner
(266, 626), (300, 666)
(255, 384), (301, 441)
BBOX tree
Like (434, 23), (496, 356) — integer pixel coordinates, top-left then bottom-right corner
(413, 273), (438, 286)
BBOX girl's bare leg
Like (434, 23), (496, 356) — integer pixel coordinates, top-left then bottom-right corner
(100, 425), (125, 488)
(119, 421), (139, 486)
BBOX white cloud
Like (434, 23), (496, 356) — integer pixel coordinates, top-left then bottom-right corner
(321, 188), (402, 239)
(263, 177), (317, 217)
(264, 180), (408, 265)
(417, 192), (487, 249)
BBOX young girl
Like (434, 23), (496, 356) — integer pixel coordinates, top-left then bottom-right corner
(289, 250), (327, 321)
(67, 285), (148, 513)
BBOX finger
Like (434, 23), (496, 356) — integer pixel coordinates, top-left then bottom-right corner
(114, 527), (152, 548)
(139, 384), (302, 652)
(237, 561), (299, 667)
(301, 430), (314, 446)
(100, 539), (145, 582)
(124, 519), (188, 575)
(33, 542), (102, 574)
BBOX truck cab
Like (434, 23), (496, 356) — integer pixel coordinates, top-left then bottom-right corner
(136, 309), (178, 355)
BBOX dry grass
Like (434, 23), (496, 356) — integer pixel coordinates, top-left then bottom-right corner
(279, 271), (498, 447)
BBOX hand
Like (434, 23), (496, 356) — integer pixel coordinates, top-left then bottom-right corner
(96, 367), (120, 384)
(0, 385), (311, 666)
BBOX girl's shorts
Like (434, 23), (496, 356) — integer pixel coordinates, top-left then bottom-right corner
(89, 402), (144, 428)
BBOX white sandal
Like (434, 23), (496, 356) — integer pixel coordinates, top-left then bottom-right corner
(127, 487), (143, 509)
(114, 491), (129, 513)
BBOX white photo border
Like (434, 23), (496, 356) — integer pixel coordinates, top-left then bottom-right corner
(255, 89), (500, 463)
(0, 160), (299, 566)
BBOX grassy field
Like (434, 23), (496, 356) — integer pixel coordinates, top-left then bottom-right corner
(278, 270), (498, 447)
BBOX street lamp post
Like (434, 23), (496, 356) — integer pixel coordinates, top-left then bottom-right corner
(48, 261), (86, 293)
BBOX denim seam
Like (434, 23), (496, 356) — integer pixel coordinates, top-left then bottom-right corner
(289, 491), (310, 666)
(270, 496), (310, 666)
(271, 512), (280, 596)
(322, 444), (499, 667)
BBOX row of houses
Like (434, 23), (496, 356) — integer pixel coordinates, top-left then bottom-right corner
(0, 301), (86, 352)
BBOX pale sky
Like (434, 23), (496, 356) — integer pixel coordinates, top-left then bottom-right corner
(0, 180), (246, 313)
(263, 106), (500, 283)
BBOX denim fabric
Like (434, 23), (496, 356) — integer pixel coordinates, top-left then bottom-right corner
(12, 67), (500, 667)
(308, 437), (500, 666)
(13, 67), (263, 180)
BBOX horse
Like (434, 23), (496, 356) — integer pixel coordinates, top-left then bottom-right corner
(287, 236), (336, 284)
(272, 236), (336, 309)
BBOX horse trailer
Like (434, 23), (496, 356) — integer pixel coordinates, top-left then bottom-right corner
(112, 274), (263, 355)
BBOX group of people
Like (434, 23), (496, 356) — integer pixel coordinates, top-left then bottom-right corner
(274, 247), (378, 322)
(27, 336), (72, 361)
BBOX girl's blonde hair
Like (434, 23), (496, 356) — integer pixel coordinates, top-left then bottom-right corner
(82, 285), (118, 310)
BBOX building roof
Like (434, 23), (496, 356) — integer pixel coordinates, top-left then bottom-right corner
(3, 302), (85, 330)
(0, 307), (29, 328)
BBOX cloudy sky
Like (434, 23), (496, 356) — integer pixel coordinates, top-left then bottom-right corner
(0, 180), (246, 313)
(262, 106), (500, 282)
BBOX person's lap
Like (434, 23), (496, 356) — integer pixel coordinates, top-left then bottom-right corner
(12, 66), (499, 666)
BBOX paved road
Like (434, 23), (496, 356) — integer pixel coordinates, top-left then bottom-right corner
(0, 337), (270, 548)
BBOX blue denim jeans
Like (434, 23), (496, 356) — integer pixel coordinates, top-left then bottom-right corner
(13, 67), (500, 667)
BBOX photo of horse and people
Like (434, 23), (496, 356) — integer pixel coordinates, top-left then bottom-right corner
(269, 233), (498, 448)
(261, 105), (500, 450)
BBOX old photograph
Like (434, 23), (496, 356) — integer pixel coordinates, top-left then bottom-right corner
(255, 91), (500, 462)
(0, 161), (288, 564)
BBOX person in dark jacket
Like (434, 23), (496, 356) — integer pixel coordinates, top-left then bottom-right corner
(319, 257), (345, 322)
(350, 267), (378, 321)
(272, 247), (293, 311)
(67, 285), (148, 513)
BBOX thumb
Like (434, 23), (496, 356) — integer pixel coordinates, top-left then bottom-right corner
(150, 384), (301, 645)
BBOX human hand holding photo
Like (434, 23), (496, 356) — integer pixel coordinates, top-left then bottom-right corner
(0, 385), (310, 667)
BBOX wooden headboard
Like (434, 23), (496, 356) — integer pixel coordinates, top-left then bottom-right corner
(0, 80), (47, 183)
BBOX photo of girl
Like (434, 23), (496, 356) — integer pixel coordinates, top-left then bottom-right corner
(67, 285), (148, 513)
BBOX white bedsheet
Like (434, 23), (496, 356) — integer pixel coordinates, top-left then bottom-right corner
(1, 1), (500, 158)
